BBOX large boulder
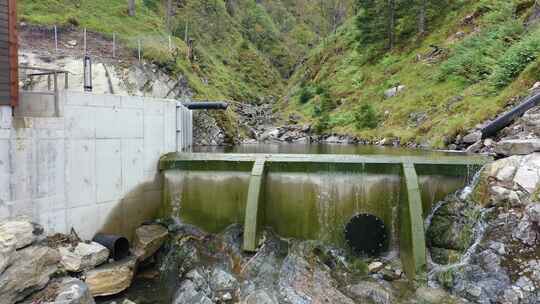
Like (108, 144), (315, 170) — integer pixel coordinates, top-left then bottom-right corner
(0, 219), (42, 249)
(0, 245), (60, 304)
(513, 153), (540, 194)
(384, 85), (406, 99)
(278, 242), (355, 304)
(172, 280), (212, 304)
(133, 224), (169, 261)
(84, 256), (137, 297)
(0, 231), (16, 273)
(348, 281), (394, 304)
(494, 139), (540, 156)
(55, 278), (96, 304)
(59, 242), (109, 272)
(242, 290), (278, 304)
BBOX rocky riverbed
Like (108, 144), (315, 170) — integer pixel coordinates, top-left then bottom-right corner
(2, 155), (540, 304)
(0, 153), (540, 304)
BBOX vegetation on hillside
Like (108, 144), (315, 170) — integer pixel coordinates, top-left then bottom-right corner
(283, 0), (540, 147)
(19, 0), (540, 147)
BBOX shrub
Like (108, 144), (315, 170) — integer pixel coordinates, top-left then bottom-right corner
(314, 112), (330, 134)
(320, 93), (336, 113)
(439, 21), (523, 84)
(354, 104), (379, 130)
(298, 86), (313, 104)
(491, 29), (540, 88)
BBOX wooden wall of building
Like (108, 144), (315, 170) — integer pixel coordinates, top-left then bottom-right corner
(0, 0), (17, 106)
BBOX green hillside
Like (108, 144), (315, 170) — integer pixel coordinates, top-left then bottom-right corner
(19, 0), (354, 103)
(283, 0), (540, 147)
(19, 0), (540, 147)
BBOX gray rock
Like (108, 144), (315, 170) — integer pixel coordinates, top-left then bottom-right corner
(0, 231), (16, 273)
(495, 139), (540, 156)
(243, 290), (278, 304)
(278, 242), (354, 304)
(133, 224), (169, 261)
(513, 153), (540, 193)
(384, 85), (406, 99)
(59, 242), (109, 272)
(465, 140), (483, 153)
(348, 281), (393, 304)
(0, 219), (42, 249)
(0, 245), (60, 304)
(173, 280), (212, 304)
(415, 287), (454, 304)
(55, 278), (96, 304)
(463, 131), (483, 144)
(210, 268), (237, 291)
(85, 256), (137, 297)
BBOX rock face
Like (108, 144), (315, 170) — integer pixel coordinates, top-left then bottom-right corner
(494, 139), (540, 156)
(0, 219), (42, 249)
(348, 281), (393, 304)
(431, 152), (540, 304)
(427, 194), (479, 264)
(59, 242), (110, 272)
(85, 256), (137, 297)
(0, 231), (16, 273)
(133, 224), (168, 261)
(462, 131), (482, 144)
(278, 242), (355, 304)
(193, 111), (227, 146)
(0, 245), (60, 304)
(55, 278), (96, 304)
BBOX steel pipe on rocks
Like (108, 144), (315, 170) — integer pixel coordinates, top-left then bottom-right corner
(481, 92), (540, 138)
(181, 102), (229, 110)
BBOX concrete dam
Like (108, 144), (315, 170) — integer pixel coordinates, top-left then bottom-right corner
(159, 152), (491, 280)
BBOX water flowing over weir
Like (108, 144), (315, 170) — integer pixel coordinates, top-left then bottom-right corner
(158, 151), (491, 280)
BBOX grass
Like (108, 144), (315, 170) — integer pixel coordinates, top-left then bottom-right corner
(281, 0), (540, 147)
(19, 0), (540, 147)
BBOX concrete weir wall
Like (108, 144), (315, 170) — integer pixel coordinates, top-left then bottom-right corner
(0, 91), (186, 240)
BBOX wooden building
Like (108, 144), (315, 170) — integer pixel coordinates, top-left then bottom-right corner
(0, 0), (17, 107)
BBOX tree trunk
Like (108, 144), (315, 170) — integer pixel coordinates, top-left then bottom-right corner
(128, 0), (135, 16)
(387, 0), (395, 49)
(418, 0), (427, 35)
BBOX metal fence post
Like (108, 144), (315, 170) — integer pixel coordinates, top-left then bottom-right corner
(138, 39), (141, 63)
(54, 25), (58, 53)
(53, 72), (59, 117)
(112, 33), (116, 58)
(64, 72), (69, 89)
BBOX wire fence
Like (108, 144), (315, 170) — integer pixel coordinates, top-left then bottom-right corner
(20, 25), (186, 64)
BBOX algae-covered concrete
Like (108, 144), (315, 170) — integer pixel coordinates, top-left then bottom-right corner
(161, 152), (490, 280)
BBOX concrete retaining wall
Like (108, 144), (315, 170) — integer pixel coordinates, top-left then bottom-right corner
(0, 91), (186, 240)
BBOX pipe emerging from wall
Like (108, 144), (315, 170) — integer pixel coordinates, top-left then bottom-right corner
(181, 101), (229, 110)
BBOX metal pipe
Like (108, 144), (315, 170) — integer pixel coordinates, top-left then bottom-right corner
(93, 234), (130, 261)
(181, 101), (228, 110)
(481, 92), (540, 138)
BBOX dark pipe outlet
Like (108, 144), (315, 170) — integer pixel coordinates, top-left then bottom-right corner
(345, 214), (388, 257)
(181, 102), (229, 110)
(481, 92), (540, 138)
(93, 234), (130, 261)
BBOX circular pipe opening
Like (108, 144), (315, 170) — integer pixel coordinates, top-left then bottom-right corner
(344, 214), (388, 257)
(93, 234), (130, 261)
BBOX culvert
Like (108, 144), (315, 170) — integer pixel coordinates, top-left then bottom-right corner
(344, 213), (388, 257)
